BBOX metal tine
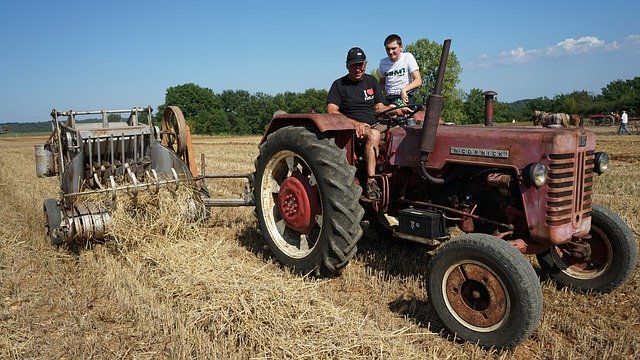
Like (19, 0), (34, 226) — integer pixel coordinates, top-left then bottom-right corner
(124, 164), (139, 199)
(109, 134), (115, 178)
(110, 175), (117, 209)
(93, 172), (105, 190)
(96, 137), (102, 179)
(168, 168), (180, 193)
(88, 138), (94, 178)
(145, 169), (160, 194)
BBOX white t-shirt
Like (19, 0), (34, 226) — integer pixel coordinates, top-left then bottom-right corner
(379, 52), (420, 96)
(621, 112), (628, 124)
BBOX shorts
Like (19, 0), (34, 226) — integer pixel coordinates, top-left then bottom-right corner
(385, 91), (417, 106)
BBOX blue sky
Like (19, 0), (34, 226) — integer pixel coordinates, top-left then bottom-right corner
(1, 0), (638, 123)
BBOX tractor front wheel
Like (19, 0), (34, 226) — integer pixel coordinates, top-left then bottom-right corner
(427, 233), (542, 349)
(537, 204), (637, 293)
(254, 126), (364, 276)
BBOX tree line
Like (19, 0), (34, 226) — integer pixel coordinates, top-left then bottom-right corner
(157, 79), (639, 134)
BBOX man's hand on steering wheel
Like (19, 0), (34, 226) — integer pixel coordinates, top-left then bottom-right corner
(377, 104), (423, 126)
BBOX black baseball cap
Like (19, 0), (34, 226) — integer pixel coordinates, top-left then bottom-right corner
(346, 47), (366, 66)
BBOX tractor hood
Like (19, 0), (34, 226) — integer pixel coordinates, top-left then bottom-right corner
(387, 125), (596, 174)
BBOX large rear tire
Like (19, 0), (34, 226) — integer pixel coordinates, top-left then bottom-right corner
(427, 233), (542, 349)
(603, 115), (615, 126)
(537, 204), (637, 293)
(254, 126), (364, 276)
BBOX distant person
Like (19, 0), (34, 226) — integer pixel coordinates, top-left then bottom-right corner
(618, 110), (631, 135)
(327, 47), (405, 200)
(378, 34), (422, 107)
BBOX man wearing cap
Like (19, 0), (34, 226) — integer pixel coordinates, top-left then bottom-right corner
(327, 47), (403, 200)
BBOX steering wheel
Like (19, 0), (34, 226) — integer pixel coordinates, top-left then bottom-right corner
(377, 103), (423, 126)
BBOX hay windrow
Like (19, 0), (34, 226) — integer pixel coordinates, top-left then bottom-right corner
(104, 186), (207, 253)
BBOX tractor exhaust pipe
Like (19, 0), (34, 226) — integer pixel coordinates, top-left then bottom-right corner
(419, 39), (451, 184)
(483, 90), (497, 126)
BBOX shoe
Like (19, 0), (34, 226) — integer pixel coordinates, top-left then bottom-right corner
(366, 180), (382, 200)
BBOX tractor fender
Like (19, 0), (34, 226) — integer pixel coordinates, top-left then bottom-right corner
(260, 113), (355, 144)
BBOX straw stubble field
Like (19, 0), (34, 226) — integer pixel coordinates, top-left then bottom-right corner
(0, 127), (638, 359)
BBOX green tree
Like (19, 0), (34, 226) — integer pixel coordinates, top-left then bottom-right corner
(107, 114), (122, 122)
(462, 88), (485, 124)
(218, 90), (252, 134)
(602, 77), (640, 116)
(405, 38), (464, 122)
(158, 83), (222, 132)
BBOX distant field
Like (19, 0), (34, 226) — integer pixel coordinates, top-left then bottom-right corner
(1, 126), (638, 359)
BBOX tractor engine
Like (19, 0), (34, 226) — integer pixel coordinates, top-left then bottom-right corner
(382, 122), (607, 249)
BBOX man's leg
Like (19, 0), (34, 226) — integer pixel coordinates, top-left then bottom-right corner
(364, 128), (382, 199)
(364, 128), (380, 177)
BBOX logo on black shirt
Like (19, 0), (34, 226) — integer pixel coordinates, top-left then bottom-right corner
(364, 88), (374, 101)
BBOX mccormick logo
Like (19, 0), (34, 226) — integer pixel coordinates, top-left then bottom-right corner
(450, 147), (509, 158)
(364, 88), (374, 101)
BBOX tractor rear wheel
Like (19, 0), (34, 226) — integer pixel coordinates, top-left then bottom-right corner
(537, 204), (637, 293)
(603, 115), (615, 126)
(427, 233), (542, 349)
(254, 126), (364, 276)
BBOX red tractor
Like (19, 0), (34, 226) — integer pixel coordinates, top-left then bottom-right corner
(248, 40), (637, 349)
(586, 113), (616, 126)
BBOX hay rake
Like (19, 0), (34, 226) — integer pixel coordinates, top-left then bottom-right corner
(34, 105), (247, 246)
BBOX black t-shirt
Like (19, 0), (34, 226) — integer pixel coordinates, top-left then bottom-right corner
(327, 74), (384, 125)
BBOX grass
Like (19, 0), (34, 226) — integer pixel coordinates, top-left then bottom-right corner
(0, 126), (638, 359)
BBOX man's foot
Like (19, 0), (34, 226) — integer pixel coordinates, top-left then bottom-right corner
(366, 179), (382, 200)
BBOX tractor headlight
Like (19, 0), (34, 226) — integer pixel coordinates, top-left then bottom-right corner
(594, 152), (609, 174)
(524, 162), (547, 188)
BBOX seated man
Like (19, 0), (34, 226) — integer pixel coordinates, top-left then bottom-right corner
(378, 34), (422, 107)
(327, 46), (405, 200)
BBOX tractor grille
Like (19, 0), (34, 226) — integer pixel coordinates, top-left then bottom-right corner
(545, 150), (594, 226)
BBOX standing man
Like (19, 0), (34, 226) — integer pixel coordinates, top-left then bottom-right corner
(379, 34), (422, 106)
(327, 47), (401, 200)
(618, 110), (631, 135)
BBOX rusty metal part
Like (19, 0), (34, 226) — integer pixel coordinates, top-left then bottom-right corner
(458, 206), (475, 233)
(419, 39), (451, 185)
(483, 90), (497, 126)
(444, 262), (507, 328)
(508, 239), (551, 255)
(560, 240), (593, 261)
(161, 106), (188, 156)
(486, 173), (511, 188)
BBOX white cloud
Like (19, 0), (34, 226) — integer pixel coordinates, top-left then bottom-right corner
(468, 35), (640, 68)
(545, 36), (605, 56)
(497, 46), (540, 64)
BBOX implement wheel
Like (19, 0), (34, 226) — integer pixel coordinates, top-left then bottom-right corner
(44, 198), (64, 246)
(161, 106), (188, 156)
(254, 126), (364, 276)
(427, 233), (542, 349)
